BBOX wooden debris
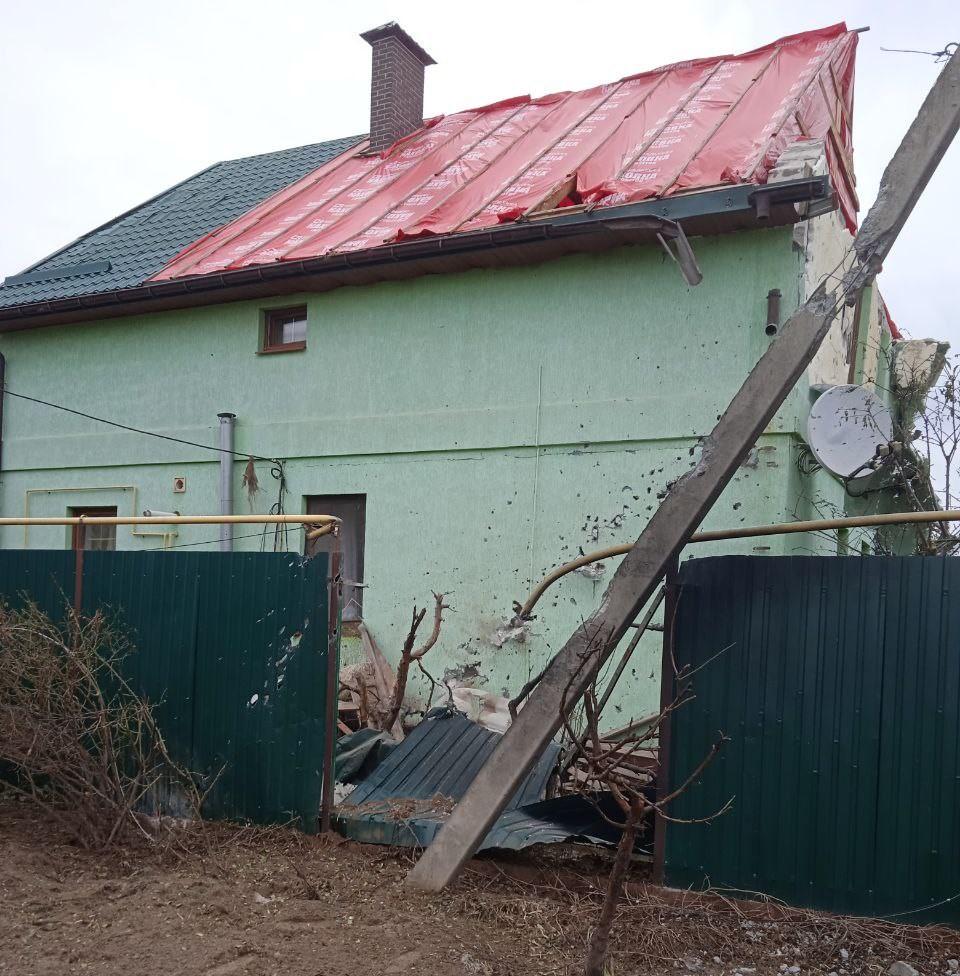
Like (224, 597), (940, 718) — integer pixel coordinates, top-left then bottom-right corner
(564, 740), (658, 795)
(360, 623), (396, 709)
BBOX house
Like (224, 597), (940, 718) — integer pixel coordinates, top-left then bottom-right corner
(0, 22), (936, 721)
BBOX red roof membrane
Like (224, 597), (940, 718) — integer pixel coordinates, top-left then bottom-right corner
(153, 24), (857, 281)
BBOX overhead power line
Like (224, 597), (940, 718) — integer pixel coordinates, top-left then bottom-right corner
(165, 529), (290, 550)
(1, 386), (276, 464)
(880, 41), (958, 63)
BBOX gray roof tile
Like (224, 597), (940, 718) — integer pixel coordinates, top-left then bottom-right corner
(0, 135), (362, 309)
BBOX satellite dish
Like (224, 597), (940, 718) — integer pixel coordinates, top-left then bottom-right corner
(806, 384), (895, 479)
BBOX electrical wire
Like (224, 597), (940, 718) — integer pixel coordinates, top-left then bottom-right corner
(1, 386), (277, 464)
(165, 530), (282, 550)
(164, 528), (302, 551)
(880, 42), (957, 63)
(0, 386), (293, 551)
(796, 446), (822, 475)
(880, 888), (960, 918)
(262, 460), (289, 553)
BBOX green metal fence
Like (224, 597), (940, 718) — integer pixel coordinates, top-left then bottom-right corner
(0, 549), (75, 619)
(0, 549), (336, 830)
(666, 555), (960, 924)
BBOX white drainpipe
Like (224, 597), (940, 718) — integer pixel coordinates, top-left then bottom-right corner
(217, 413), (236, 551)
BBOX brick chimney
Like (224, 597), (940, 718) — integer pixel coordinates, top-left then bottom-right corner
(360, 22), (436, 154)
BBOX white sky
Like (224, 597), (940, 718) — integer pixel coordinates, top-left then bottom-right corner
(1, 0), (956, 346)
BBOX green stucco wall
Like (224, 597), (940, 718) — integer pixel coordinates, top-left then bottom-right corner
(0, 227), (854, 722)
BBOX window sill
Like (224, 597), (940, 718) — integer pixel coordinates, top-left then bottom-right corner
(258, 341), (306, 355)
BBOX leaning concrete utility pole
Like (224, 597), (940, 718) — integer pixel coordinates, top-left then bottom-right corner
(408, 48), (960, 893)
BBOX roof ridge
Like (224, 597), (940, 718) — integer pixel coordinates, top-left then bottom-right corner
(222, 134), (365, 166)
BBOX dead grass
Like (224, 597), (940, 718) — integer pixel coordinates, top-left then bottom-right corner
(0, 796), (957, 976)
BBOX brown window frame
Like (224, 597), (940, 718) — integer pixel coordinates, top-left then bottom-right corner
(70, 506), (118, 551)
(260, 305), (308, 354)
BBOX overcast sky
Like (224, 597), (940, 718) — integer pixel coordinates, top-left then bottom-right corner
(1, 1), (956, 346)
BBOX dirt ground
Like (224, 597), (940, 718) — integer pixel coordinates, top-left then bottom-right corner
(1, 798), (958, 976)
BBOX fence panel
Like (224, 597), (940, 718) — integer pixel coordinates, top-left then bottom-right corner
(81, 550), (201, 802)
(666, 555), (960, 924)
(190, 552), (331, 828)
(0, 549), (332, 830)
(0, 549), (74, 619)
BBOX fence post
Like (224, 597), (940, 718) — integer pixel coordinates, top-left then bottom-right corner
(653, 554), (680, 885)
(72, 546), (84, 617)
(320, 543), (343, 833)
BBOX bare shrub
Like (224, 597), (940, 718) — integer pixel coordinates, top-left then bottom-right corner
(0, 602), (204, 849)
(381, 591), (451, 732)
(341, 593), (452, 737)
(560, 638), (730, 976)
(896, 356), (960, 553)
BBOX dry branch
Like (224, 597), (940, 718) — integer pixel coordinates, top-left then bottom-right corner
(558, 643), (730, 976)
(0, 602), (205, 850)
(584, 793), (642, 976)
(382, 592), (450, 733)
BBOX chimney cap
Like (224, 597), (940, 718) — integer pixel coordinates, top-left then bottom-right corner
(360, 22), (436, 66)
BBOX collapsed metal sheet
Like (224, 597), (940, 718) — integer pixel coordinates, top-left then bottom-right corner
(334, 709), (579, 850)
(482, 794), (644, 852)
(153, 24), (857, 282)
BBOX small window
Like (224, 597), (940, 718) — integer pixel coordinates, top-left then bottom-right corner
(262, 305), (307, 353)
(306, 494), (365, 622)
(70, 506), (117, 551)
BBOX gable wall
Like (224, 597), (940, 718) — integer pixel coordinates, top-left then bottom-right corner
(0, 227), (859, 721)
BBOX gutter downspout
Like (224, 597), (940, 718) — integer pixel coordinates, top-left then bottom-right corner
(0, 353), (5, 475)
(217, 413), (236, 552)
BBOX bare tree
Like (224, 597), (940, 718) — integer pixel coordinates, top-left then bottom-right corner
(338, 593), (452, 737)
(845, 343), (956, 555)
(559, 648), (730, 976)
(381, 591), (450, 732)
(893, 355), (959, 553)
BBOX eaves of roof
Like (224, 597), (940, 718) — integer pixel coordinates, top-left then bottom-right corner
(0, 176), (832, 333)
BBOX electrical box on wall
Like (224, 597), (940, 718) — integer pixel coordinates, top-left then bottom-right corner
(173, 476), (186, 493)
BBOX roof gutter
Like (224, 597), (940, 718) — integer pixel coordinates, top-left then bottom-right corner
(0, 177), (832, 332)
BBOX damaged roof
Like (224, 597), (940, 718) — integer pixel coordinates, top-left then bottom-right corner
(153, 23), (857, 281)
(0, 23), (856, 322)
